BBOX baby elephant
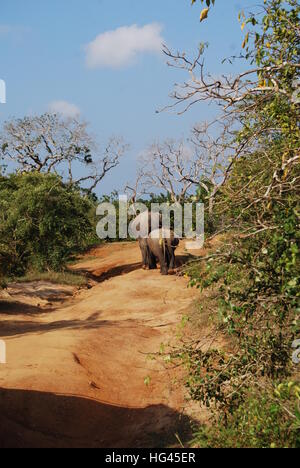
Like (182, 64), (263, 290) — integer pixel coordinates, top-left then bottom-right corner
(141, 228), (179, 275)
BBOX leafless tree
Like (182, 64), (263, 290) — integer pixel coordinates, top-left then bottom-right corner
(156, 35), (300, 219)
(159, 35), (300, 236)
(135, 124), (240, 214)
(124, 172), (147, 205)
(161, 43), (300, 117)
(73, 136), (128, 193)
(0, 113), (128, 193)
(188, 121), (235, 215)
(138, 139), (202, 204)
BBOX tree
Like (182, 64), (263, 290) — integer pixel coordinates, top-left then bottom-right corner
(187, 120), (238, 215)
(0, 113), (127, 194)
(137, 139), (201, 203)
(163, 0), (300, 233)
(167, 1), (299, 115)
(166, 0), (300, 448)
(0, 172), (98, 275)
(133, 122), (235, 217)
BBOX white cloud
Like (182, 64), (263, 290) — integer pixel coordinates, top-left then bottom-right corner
(85, 23), (164, 69)
(48, 100), (80, 118)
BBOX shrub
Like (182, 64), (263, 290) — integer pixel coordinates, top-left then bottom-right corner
(0, 172), (98, 276)
(193, 382), (300, 448)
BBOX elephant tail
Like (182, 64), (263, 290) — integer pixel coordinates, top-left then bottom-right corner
(163, 237), (167, 262)
(159, 236), (168, 263)
(171, 237), (179, 248)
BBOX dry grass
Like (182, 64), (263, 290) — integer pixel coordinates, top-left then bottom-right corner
(11, 270), (88, 287)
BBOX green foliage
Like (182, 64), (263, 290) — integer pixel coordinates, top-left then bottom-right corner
(246, 0), (300, 69)
(178, 0), (300, 448)
(0, 172), (98, 276)
(193, 383), (300, 448)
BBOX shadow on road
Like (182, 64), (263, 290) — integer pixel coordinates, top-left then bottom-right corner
(77, 262), (142, 283)
(76, 253), (194, 284)
(0, 387), (194, 448)
(0, 315), (132, 337)
(0, 300), (44, 317)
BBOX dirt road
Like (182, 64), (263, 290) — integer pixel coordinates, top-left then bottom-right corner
(0, 242), (201, 448)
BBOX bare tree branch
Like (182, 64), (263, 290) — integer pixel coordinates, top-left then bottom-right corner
(0, 113), (128, 193)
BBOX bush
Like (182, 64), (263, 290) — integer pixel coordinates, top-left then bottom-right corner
(0, 172), (98, 276)
(193, 383), (300, 448)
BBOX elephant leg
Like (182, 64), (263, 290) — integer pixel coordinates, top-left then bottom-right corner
(140, 238), (157, 270)
(148, 250), (157, 270)
(157, 246), (169, 275)
(169, 248), (176, 270)
(147, 238), (168, 275)
(138, 239), (148, 269)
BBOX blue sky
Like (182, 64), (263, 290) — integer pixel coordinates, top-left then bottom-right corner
(0, 0), (246, 195)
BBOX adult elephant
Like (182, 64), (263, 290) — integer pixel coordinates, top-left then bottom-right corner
(130, 211), (162, 270)
(140, 228), (179, 275)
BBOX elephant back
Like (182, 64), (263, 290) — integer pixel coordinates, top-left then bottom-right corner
(131, 211), (162, 238)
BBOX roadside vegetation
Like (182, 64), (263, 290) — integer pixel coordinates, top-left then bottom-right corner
(163, 0), (300, 448)
(0, 116), (127, 286)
